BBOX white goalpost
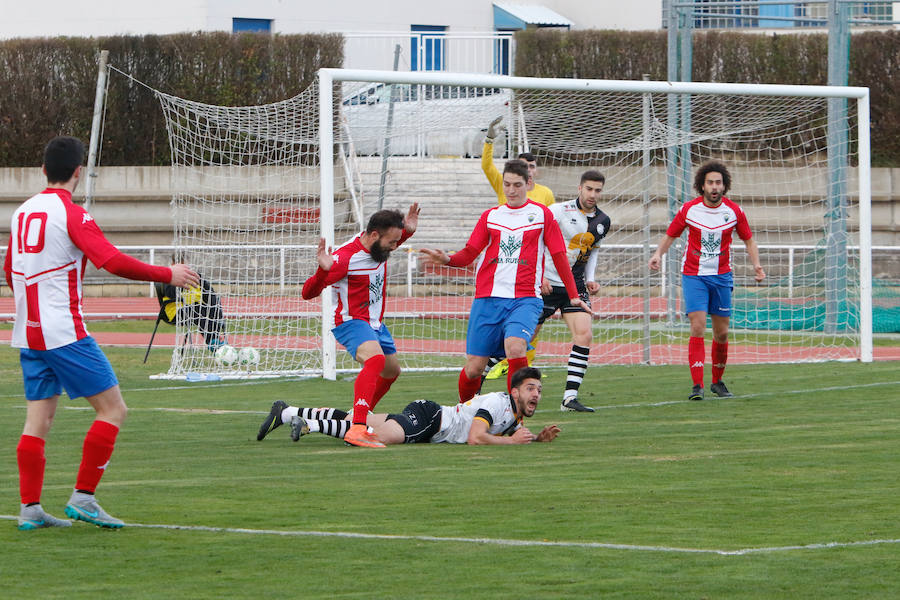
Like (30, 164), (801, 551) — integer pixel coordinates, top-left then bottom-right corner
(152, 68), (871, 380)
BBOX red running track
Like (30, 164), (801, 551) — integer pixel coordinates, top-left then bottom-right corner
(1, 297), (897, 363)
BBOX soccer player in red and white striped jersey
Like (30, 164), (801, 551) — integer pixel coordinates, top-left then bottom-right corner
(7, 136), (199, 530)
(299, 204), (419, 448)
(649, 160), (765, 401)
(421, 160), (590, 402)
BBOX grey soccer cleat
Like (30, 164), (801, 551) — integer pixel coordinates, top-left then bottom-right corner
(290, 415), (310, 442)
(17, 503), (72, 531)
(561, 398), (595, 412)
(710, 381), (734, 398)
(64, 491), (124, 529)
(689, 384), (705, 401)
(257, 400), (288, 441)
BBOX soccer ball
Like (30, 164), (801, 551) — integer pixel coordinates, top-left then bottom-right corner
(214, 344), (239, 367)
(237, 347), (260, 368)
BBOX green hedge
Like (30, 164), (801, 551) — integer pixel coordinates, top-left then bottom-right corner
(1, 29), (896, 166)
(515, 29), (900, 166)
(0, 32), (343, 167)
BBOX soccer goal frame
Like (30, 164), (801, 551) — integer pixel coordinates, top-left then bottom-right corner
(138, 65), (872, 380)
(317, 68), (872, 380)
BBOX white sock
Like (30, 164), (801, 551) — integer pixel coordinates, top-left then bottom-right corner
(281, 405), (299, 423)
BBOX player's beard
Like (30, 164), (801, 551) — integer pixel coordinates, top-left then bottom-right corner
(369, 240), (393, 263)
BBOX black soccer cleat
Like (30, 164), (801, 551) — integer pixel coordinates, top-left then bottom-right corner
(689, 384), (704, 401)
(710, 381), (734, 398)
(257, 400), (288, 440)
(561, 398), (595, 412)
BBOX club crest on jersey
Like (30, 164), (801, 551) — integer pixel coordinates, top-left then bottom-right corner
(527, 214), (535, 223)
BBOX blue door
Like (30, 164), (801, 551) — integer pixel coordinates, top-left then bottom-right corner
(411, 25), (446, 71)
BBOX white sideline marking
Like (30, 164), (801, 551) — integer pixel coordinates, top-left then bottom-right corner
(0, 514), (895, 555)
(1, 380), (899, 416)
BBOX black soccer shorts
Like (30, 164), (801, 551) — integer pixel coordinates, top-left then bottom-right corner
(385, 399), (443, 443)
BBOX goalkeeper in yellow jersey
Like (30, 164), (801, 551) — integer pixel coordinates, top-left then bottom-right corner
(480, 116), (554, 383)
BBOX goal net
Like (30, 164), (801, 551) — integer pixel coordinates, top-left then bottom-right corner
(153, 69), (872, 379)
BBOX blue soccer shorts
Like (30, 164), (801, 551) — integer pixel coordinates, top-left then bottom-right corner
(332, 319), (397, 360)
(682, 273), (734, 317)
(20, 336), (118, 401)
(465, 297), (543, 358)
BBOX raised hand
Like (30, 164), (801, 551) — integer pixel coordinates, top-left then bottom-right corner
(316, 237), (334, 271)
(486, 116), (507, 141)
(404, 202), (421, 234)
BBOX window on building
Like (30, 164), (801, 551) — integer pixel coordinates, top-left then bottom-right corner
(233, 18), (272, 33)
(664, 0), (893, 29)
(411, 25), (446, 71)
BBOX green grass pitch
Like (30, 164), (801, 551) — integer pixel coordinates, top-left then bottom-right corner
(1, 343), (898, 599)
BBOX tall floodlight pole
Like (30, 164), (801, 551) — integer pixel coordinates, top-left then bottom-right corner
(665, 1), (692, 324)
(84, 50), (109, 212)
(825, 0), (850, 334)
(378, 44), (402, 211)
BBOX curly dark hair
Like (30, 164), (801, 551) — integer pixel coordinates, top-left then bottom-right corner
(693, 160), (731, 196)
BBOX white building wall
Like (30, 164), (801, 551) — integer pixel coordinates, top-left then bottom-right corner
(206, 0), (493, 33)
(543, 0), (663, 30)
(0, 0), (663, 41)
(1, 0), (210, 39)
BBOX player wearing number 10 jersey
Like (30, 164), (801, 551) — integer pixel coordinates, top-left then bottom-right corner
(6, 136), (199, 530)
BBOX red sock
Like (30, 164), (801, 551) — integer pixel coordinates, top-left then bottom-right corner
(75, 420), (119, 494)
(506, 356), (529, 394)
(352, 354), (385, 424)
(372, 374), (398, 407)
(688, 336), (705, 387)
(17, 435), (45, 505)
(458, 368), (481, 403)
(711, 340), (728, 384)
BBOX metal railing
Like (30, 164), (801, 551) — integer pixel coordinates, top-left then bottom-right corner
(3, 241), (892, 299)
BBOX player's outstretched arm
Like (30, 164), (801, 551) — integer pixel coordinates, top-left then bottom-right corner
(535, 424), (561, 442)
(467, 420), (535, 445)
(169, 264), (201, 289)
(420, 248), (450, 265)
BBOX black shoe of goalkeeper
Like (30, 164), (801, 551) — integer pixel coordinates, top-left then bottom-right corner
(689, 385), (704, 401)
(258, 400), (287, 441)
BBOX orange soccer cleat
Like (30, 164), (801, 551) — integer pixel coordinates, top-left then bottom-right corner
(343, 423), (386, 448)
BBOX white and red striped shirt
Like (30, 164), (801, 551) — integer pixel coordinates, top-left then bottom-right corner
(448, 200), (575, 299)
(667, 197), (753, 276)
(5, 188), (119, 350)
(302, 230), (412, 329)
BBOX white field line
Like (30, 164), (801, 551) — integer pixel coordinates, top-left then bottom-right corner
(1, 379), (899, 415)
(0, 514), (896, 556)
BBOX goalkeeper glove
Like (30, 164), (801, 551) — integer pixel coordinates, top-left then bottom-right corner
(485, 116), (506, 142)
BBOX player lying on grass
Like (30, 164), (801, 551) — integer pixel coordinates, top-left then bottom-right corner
(257, 367), (560, 446)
